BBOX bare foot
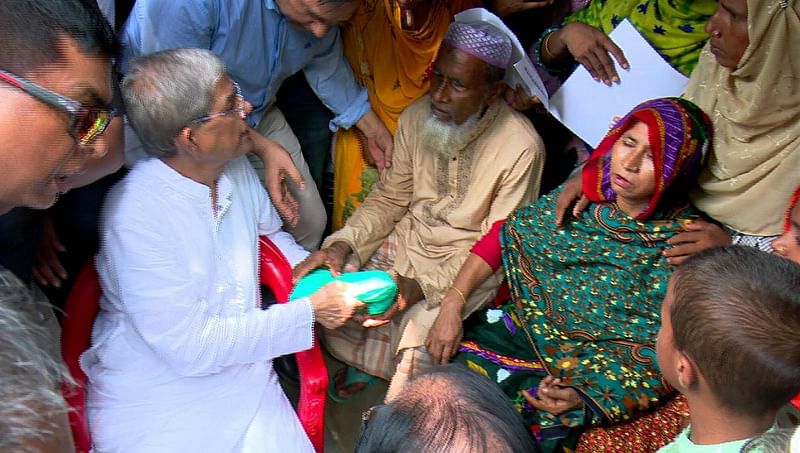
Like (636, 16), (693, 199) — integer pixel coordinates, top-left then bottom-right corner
(333, 367), (371, 400)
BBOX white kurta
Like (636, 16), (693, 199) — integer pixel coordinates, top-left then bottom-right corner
(81, 156), (314, 452)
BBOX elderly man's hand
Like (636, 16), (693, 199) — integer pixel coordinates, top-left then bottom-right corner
(250, 133), (304, 227)
(360, 274), (422, 327)
(554, 173), (589, 227)
(356, 110), (394, 173)
(292, 241), (353, 283)
(664, 220), (732, 265)
(308, 281), (365, 329)
(523, 376), (583, 415)
(425, 296), (464, 365)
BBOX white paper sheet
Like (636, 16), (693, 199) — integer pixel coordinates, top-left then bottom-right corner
(454, 8), (549, 107)
(548, 19), (689, 148)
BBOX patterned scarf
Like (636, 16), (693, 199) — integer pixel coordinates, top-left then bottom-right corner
(686, 0), (800, 236)
(582, 97), (712, 220)
(498, 97), (712, 427)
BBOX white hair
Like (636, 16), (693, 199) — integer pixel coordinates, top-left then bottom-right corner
(0, 275), (70, 451)
(418, 110), (482, 159)
(122, 48), (226, 158)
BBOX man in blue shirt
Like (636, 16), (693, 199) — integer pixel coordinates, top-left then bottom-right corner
(119, 0), (394, 250)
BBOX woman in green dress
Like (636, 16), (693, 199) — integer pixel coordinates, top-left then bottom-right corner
(440, 98), (713, 451)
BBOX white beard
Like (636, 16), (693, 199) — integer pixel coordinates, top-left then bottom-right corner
(419, 109), (482, 159)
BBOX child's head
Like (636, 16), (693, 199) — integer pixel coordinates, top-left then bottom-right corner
(656, 246), (800, 416)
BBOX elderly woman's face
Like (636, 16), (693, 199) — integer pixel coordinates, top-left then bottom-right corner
(773, 204), (800, 264)
(705, 0), (749, 69)
(609, 120), (656, 214)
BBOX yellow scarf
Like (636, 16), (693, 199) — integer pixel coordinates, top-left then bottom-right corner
(685, 0), (800, 235)
(333, 0), (480, 230)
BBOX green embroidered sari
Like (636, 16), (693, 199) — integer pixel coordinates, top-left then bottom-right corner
(459, 188), (696, 446)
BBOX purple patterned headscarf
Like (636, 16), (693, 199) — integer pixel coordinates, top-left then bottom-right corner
(443, 22), (513, 69)
(582, 97), (713, 219)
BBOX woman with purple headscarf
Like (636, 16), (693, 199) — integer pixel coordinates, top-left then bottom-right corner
(425, 98), (712, 451)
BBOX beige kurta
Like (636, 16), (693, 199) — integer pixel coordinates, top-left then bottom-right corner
(322, 95), (544, 382)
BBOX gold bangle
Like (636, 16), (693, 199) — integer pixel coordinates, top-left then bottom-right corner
(450, 287), (467, 306)
(543, 31), (556, 59)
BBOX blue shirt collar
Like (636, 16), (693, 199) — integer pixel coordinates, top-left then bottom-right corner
(263, 0), (280, 14)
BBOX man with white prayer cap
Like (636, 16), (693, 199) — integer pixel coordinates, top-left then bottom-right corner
(294, 16), (546, 402)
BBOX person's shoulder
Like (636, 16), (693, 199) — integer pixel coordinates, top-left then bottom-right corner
(101, 159), (172, 224)
(223, 155), (265, 196)
(398, 96), (431, 126)
(511, 187), (559, 220)
(495, 103), (541, 139)
(485, 104), (544, 156)
(124, 0), (220, 30)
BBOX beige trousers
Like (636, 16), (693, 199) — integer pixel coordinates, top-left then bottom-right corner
(252, 105), (326, 251)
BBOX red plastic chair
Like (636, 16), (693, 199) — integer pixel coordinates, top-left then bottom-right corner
(61, 236), (328, 453)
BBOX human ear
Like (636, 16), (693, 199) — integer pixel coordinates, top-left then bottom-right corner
(676, 352), (698, 389)
(174, 127), (199, 154)
(487, 80), (507, 103)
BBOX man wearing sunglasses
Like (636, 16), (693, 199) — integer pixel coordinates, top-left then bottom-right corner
(0, 1), (119, 451)
(0, 2), (118, 216)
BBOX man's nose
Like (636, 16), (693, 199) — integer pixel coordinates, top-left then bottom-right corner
(431, 81), (450, 103)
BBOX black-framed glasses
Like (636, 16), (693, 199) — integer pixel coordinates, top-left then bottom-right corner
(190, 81), (246, 125)
(0, 69), (115, 145)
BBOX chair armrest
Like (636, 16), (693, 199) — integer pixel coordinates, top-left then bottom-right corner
(258, 237), (328, 452)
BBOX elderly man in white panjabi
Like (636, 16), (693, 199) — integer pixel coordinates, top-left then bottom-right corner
(81, 49), (360, 452)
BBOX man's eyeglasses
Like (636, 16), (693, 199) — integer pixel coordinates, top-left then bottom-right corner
(0, 69), (115, 145)
(190, 81), (246, 125)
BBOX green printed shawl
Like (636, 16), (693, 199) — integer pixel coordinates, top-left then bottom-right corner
(564, 0), (717, 76)
(502, 189), (695, 426)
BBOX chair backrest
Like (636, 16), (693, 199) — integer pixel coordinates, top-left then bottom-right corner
(61, 237), (328, 453)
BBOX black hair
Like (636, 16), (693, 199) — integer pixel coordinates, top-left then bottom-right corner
(355, 364), (539, 453)
(0, 0), (118, 76)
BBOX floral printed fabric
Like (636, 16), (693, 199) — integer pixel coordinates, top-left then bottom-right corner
(562, 0), (717, 76)
(459, 188), (696, 448)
